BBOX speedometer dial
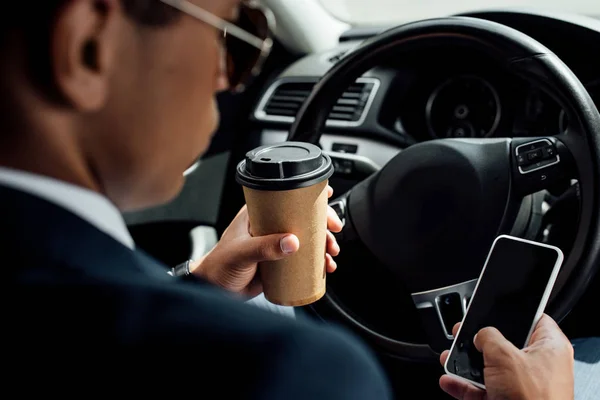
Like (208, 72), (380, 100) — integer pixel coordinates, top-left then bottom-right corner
(426, 75), (501, 138)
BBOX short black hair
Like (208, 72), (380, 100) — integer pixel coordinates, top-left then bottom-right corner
(0, 0), (179, 104)
(1, 0), (178, 34)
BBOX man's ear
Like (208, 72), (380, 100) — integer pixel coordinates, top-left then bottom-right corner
(51, 0), (119, 111)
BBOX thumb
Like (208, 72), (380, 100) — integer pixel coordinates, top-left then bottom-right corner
(528, 314), (568, 345)
(527, 314), (574, 357)
(235, 234), (300, 264)
(474, 326), (519, 362)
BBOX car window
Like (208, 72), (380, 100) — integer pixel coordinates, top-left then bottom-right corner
(318, 0), (600, 25)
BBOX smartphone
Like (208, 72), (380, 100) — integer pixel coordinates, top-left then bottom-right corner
(444, 234), (564, 389)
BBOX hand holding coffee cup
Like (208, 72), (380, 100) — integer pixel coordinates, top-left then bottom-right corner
(236, 142), (336, 306)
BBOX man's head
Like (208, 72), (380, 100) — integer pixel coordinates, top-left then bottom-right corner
(0, 0), (243, 210)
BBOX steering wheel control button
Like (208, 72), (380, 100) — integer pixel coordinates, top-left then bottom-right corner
(519, 141), (547, 152)
(543, 146), (556, 157)
(520, 158), (559, 173)
(516, 139), (560, 174)
(436, 292), (464, 339)
(527, 150), (542, 162)
(236, 142), (334, 191)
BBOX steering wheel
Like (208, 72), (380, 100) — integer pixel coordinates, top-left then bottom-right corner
(287, 17), (600, 361)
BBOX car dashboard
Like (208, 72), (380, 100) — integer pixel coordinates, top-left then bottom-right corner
(250, 10), (600, 176)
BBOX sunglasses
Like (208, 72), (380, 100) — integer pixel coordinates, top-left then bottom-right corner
(158, 0), (274, 93)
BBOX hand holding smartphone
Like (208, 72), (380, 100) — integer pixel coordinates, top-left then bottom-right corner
(444, 235), (564, 389)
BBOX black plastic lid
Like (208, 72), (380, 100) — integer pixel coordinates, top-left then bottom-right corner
(236, 142), (334, 191)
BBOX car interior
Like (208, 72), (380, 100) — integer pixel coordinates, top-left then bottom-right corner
(123, 1), (600, 398)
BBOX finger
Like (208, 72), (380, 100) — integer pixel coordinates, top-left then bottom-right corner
(244, 275), (263, 298)
(237, 204), (248, 216)
(236, 234), (300, 264)
(452, 322), (461, 337)
(327, 185), (334, 198)
(440, 350), (450, 367)
(474, 326), (519, 360)
(327, 206), (344, 233)
(326, 231), (341, 257)
(439, 375), (486, 400)
(223, 205), (249, 237)
(326, 253), (338, 273)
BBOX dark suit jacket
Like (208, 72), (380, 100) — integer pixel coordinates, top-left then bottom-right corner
(2, 185), (391, 398)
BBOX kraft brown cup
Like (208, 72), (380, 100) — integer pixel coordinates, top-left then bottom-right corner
(236, 142), (334, 306)
(243, 181), (329, 306)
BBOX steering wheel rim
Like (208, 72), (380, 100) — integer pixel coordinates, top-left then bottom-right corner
(287, 16), (600, 361)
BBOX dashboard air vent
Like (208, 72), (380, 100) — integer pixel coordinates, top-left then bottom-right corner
(256, 78), (380, 127)
(262, 81), (314, 118)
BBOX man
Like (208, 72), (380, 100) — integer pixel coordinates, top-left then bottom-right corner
(0, 0), (585, 398)
(1, 1), (387, 397)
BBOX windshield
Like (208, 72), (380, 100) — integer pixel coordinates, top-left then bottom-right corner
(318, 0), (600, 25)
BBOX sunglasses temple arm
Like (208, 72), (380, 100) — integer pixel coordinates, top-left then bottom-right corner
(161, 0), (267, 50)
(224, 22), (271, 50)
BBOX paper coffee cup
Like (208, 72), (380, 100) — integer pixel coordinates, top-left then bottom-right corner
(236, 142), (335, 306)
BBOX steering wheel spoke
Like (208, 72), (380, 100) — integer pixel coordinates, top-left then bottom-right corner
(329, 192), (360, 243)
(411, 280), (477, 352)
(511, 136), (576, 197)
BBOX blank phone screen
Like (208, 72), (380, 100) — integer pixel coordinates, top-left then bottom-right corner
(446, 237), (561, 385)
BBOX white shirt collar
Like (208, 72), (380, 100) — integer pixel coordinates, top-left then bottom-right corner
(0, 167), (135, 249)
